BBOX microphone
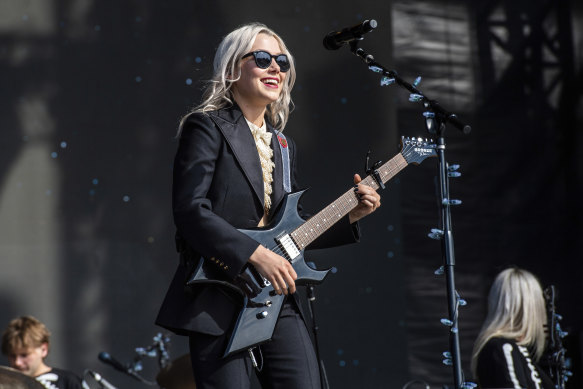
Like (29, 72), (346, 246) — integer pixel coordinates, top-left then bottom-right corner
(87, 370), (118, 389)
(98, 351), (129, 374)
(323, 19), (377, 50)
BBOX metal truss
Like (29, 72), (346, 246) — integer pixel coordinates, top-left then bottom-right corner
(474, 0), (576, 116)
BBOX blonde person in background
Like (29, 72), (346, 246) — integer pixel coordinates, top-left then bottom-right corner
(472, 268), (554, 389)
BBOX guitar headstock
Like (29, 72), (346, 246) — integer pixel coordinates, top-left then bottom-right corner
(400, 136), (437, 165)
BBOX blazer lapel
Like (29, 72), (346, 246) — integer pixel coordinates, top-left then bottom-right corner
(211, 108), (264, 208)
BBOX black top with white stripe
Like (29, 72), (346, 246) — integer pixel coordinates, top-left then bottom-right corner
(477, 337), (553, 389)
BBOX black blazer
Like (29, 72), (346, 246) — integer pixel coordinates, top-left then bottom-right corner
(156, 105), (358, 337)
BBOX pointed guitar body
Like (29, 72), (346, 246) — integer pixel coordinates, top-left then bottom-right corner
(186, 136), (437, 357)
(188, 190), (328, 357)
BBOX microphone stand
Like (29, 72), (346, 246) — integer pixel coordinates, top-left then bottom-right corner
(99, 333), (171, 386)
(343, 39), (473, 389)
(347, 41), (471, 135)
(305, 262), (329, 389)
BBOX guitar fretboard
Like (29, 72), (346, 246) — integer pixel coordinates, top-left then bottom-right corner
(290, 153), (408, 249)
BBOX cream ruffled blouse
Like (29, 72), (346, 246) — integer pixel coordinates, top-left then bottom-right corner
(245, 118), (275, 214)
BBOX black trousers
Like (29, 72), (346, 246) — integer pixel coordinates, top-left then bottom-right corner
(189, 298), (321, 389)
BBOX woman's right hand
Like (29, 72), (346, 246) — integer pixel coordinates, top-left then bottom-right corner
(248, 245), (297, 295)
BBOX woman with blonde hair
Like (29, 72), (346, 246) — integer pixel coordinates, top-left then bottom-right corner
(156, 22), (381, 389)
(471, 268), (553, 388)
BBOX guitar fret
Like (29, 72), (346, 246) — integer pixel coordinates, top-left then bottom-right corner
(291, 153), (408, 248)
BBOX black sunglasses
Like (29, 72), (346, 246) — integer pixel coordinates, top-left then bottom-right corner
(241, 50), (290, 72)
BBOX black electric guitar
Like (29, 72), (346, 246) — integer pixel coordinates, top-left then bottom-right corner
(187, 136), (437, 357)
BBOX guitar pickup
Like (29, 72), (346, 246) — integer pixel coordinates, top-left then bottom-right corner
(276, 234), (300, 260)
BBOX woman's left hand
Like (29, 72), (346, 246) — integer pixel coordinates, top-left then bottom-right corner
(348, 174), (381, 224)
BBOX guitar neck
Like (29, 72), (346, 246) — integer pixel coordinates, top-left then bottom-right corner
(290, 152), (408, 250)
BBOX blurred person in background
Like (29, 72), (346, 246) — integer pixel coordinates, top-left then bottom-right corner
(1, 316), (85, 389)
(472, 268), (554, 389)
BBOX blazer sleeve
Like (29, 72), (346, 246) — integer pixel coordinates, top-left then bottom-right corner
(172, 113), (260, 279)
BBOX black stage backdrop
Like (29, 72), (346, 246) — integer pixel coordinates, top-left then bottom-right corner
(0, 1), (581, 388)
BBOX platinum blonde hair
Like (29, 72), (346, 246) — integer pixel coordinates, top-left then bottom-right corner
(182, 22), (296, 132)
(471, 268), (547, 375)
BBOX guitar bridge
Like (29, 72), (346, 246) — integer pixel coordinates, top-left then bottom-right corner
(276, 234), (300, 260)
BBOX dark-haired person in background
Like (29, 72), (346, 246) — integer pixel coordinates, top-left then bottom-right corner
(155, 22), (381, 389)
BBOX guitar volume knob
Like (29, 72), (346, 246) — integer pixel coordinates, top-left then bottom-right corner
(257, 311), (268, 319)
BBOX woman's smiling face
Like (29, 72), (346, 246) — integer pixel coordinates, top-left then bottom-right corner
(232, 33), (287, 110)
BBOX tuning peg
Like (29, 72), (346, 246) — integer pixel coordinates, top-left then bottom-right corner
(368, 65), (383, 73)
(462, 383), (478, 389)
(442, 351), (452, 358)
(448, 164), (460, 171)
(409, 93), (423, 102)
(428, 228), (444, 240)
(448, 171), (461, 178)
(434, 266), (445, 275)
(413, 76), (422, 87)
(442, 358), (453, 366)
(442, 199), (462, 206)
(423, 111), (435, 118)
(380, 76), (395, 86)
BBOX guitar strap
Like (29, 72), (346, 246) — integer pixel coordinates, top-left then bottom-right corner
(274, 130), (291, 193)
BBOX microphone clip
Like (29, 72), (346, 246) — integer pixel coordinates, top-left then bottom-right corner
(323, 19), (377, 50)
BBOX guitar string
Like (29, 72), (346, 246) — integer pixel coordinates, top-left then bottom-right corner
(247, 153), (411, 288)
(286, 155), (407, 250)
(258, 154), (409, 263)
